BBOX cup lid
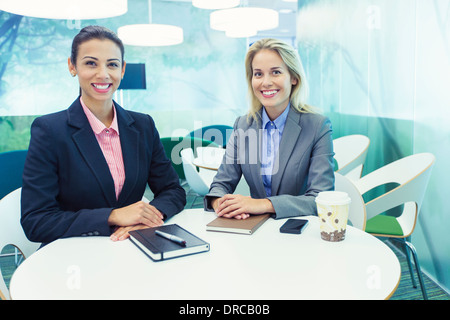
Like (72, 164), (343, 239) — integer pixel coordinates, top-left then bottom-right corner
(315, 191), (351, 205)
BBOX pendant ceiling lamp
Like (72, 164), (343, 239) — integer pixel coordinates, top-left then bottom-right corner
(192, 0), (239, 10)
(0, 0), (127, 20)
(117, 0), (183, 47)
(210, 7), (279, 38)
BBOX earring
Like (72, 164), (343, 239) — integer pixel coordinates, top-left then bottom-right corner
(71, 72), (76, 77)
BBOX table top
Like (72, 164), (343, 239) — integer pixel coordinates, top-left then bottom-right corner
(10, 209), (400, 300)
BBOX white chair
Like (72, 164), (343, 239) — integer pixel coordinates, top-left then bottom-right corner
(352, 153), (436, 300)
(180, 148), (213, 207)
(334, 172), (366, 230)
(0, 188), (40, 300)
(194, 147), (251, 197)
(195, 146), (225, 171)
(333, 134), (370, 181)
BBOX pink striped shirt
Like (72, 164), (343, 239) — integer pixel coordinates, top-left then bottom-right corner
(80, 98), (125, 200)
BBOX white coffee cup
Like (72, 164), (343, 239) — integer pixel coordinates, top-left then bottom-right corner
(315, 191), (351, 242)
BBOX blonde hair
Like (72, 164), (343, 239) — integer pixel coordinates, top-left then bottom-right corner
(244, 38), (317, 123)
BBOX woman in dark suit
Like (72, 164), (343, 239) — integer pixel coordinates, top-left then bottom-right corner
(21, 26), (185, 246)
(204, 38), (335, 220)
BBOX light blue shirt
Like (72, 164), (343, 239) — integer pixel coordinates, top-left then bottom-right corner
(261, 104), (290, 197)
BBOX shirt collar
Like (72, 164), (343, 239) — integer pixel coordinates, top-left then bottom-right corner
(261, 103), (290, 133)
(80, 97), (119, 135)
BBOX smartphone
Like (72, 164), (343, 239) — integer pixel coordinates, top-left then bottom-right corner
(280, 219), (309, 234)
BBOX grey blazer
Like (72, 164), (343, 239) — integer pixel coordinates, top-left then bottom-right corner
(204, 106), (335, 219)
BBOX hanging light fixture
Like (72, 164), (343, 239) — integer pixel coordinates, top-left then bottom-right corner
(118, 0), (183, 47)
(0, 0), (127, 20)
(210, 7), (278, 38)
(192, 0), (239, 10)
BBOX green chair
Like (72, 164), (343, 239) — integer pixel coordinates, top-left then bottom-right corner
(333, 158), (339, 172)
(353, 153), (436, 300)
(0, 150), (28, 200)
(160, 137), (219, 180)
(188, 125), (233, 148)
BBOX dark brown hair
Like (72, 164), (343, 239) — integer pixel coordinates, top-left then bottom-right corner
(70, 25), (125, 65)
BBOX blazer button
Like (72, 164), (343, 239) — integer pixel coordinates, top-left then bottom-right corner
(93, 231), (100, 236)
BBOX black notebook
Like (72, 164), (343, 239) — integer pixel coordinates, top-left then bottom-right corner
(129, 224), (210, 261)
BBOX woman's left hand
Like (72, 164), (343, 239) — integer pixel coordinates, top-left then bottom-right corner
(215, 194), (274, 219)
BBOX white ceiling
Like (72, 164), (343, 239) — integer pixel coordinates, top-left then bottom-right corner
(161, 0), (298, 39)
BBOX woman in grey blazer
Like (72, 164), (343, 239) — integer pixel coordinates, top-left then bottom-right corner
(204, 38), (334, 220)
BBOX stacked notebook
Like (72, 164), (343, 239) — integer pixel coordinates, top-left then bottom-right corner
(129, 224), (209, 262)
(206, 213), (270, 235)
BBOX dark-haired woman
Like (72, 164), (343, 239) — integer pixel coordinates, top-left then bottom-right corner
(21, 26), (185, 246)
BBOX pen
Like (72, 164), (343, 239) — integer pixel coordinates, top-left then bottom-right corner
(155, 230), (186, 247)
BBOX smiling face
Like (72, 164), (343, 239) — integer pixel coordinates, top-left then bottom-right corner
(68, 38), (125, 107)
(251, 49), (297, 118)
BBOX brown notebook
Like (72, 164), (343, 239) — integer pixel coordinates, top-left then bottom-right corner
(206, 214), (271, 235)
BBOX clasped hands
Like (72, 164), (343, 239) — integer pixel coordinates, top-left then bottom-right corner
(108, 201), (164, 241)
(211, 194), (274, 220)
(107, 194), (275, 241)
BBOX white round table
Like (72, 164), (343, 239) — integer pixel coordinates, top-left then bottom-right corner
(10, 209), (400, 300)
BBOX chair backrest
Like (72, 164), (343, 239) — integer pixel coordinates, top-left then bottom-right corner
(0, 188), (40, 300)
(333, 135), (370, 180)
(188, 125), (233, 148)
(0, 150), (28, 200)
(353, 153), (436, 237)
(180, 148), (210, 196)
(160, 137), (219, 180)
(334, 172), (366, 230)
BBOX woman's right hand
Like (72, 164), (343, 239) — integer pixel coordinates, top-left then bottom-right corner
(108, 201), (164, 228)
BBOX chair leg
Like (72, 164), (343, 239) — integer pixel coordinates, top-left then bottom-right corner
(401, 239), (417, 289)
(189, 195), (199, 208)
(179, 179), (188, 187)
(403, 240), (428, 300)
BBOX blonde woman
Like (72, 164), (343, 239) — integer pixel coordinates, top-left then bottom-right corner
(204, 38), (334, 220)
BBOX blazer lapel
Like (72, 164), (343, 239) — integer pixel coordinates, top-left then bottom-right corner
(271, 108), (302, 196)
(67, 98), (117, 207)
(115, 103), (140, 206)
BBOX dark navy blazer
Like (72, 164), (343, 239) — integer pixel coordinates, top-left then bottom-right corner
(21, 97), (186, 245)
